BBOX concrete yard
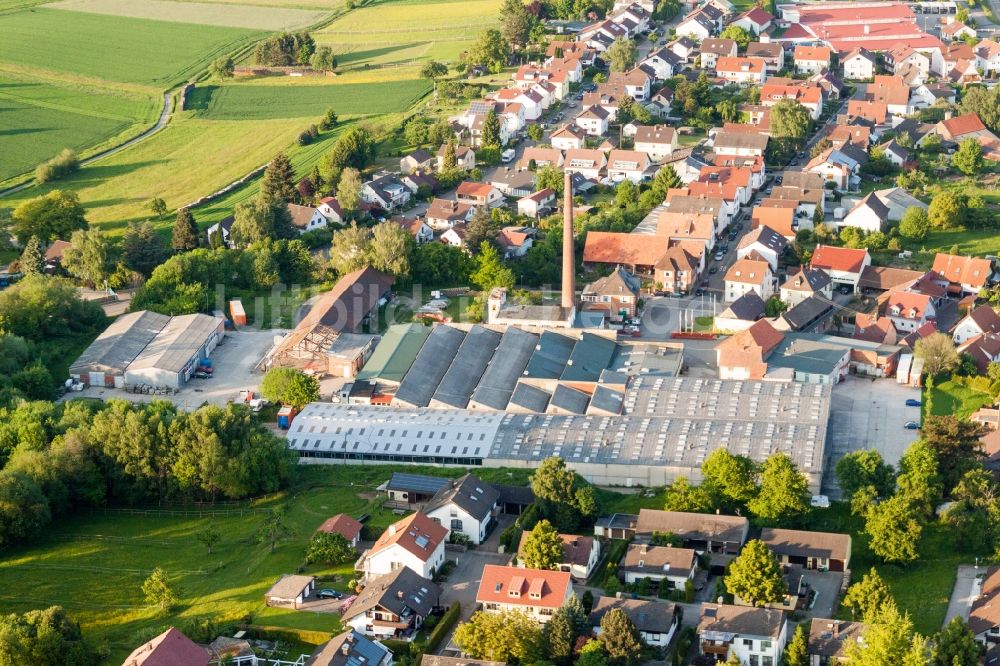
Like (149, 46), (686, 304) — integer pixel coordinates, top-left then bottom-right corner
(944, 564), (983, 628)
(822, 376), (922, 498)
(64, 329), (281, 409)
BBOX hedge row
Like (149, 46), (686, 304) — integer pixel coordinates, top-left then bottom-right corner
(426, 602), (461, 654)
(238, 623), (334, 646)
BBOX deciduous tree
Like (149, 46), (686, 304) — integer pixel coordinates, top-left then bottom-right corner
(701, 449), (757, 507)
(470, 241), (514, 291)
(932, 616), (980, 666)
(928, 191), (965, 229)
(920, 416), (988, 494)
(210, 55), (234, 78)
(747, 454), (809, 522)
(499, 0), (532, 48)
(61, 227), (111, 288)
(606, 37), (637, 72)
(11, 190), (88, 245)
(306, 532), (355, 564)
(914, 332), (960, 377)
(147, 197), (167, 218)
(260, 367), (320, 408)
(842, 567), (893, 622)
(142, 567), (176, 610)
(336, 167), (362, 218)
(865, 494), (922, 563)
(368, 220), (412, 279)
(835, 449), (895, 501)
(256, 506), (294, 553)
(953, 137), (984, 175)
(454, 609), (544, 662)
(310, 46), (336, 72)
(519, 519), (564, 570)
(196, 526), (221, 554)
(725, 539), (787, 607)
(329, 222), (371, 276)
(663, 476), (714, 513)
(0, 606), (96, 665)
(898, 206), (929, 241)
(420, 60), (449, 79)
(719, 25), (752, 48)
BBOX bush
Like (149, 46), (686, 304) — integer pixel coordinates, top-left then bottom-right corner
(35, 149), (79, 184)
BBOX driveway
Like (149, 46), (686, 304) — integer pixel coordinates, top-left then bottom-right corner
(801, 571), (844, 620)
(439, 550), (513, 611)
(822, 377), (922, 498)
(945, 565), (984, 627)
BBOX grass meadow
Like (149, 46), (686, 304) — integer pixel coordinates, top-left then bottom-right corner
(186, 77), (431, 119)
(0, 9), (259, 87)
(0, 464), (526, 664)
(0, 74), (159, 180)
(46, 0), (328, 30)
(314, 0), (501, 67)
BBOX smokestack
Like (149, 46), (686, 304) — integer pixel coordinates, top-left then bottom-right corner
(562, 171), (575, 311)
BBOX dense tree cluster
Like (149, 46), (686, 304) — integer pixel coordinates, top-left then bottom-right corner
(0, 398), (295, 549)
(530, 457), (599, 532)
(668, 449), (810, 524)
(254, 31), (315, 66)
(0, 606), (99, 665)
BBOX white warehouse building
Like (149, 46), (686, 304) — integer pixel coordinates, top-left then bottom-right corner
(120, 313), (225, 389)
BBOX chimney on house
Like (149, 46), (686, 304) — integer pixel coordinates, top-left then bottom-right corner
(562, 171), (575, 311)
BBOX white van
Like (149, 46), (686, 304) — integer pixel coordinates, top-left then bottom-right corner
(501, 148), (516, 163)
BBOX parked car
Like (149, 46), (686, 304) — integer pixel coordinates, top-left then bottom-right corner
(904, 421), (920, 430)
(700, 279), (710, 287)
(695, 288), (704, 297)
(708, 266), (718, 274)
(714, 251), (725, 261)
(317, 589), (342, 600)
(810, 495), (830, 508)
(838, 284), (852, 295)
(905, 398), (922, 407)
(192, 371), (211, 379)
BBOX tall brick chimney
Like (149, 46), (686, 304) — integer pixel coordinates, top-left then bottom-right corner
(562, 171), (575, 311)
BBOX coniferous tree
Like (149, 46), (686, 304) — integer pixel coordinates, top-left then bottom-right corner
(18, 236), (45, 276)
(261, 152), (298, 204)
(171, 208), (198, 251)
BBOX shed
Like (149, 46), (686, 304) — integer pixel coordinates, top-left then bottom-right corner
(265, 574), (315, 609)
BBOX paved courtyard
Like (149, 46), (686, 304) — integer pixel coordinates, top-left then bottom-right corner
(822, 376), (922, 497)
(801, 570), (844, 620)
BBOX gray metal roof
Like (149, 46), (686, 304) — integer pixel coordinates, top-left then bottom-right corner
(561, 332), (618, 382)
(550, 384), (591, 414)
(395, 325), (466, 407)
(509, 382), (552, 413)
(782, 296), (834, 331)
(69, 310), (170, 376)
(126, 313), (221, 374)
(431, 325), (502, 408)
(588, 384), (625, 414)
(524, 331), (577, 379)
(767, 334), (851, 375)
(471, 327), (539, 410)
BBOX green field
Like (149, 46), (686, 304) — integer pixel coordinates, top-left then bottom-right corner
(47, 0), (329, 29)
(314, 0), (501, 66)
(187, 77), (430, 119)
(0, 74), (158, 180)
(0, 9), (259, 87)
(0, 464), (526, 663)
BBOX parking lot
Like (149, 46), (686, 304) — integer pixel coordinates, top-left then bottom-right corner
(66, 329), (280, 409)
(823, 377), (922, 497)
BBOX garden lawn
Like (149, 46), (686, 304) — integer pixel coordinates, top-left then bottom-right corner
(0, 8), (259, 87)
(927, 379), (993, 419)
(0, 74), (158, 181)
(45, 0), (328, 29)
(187, 77), (431, 120)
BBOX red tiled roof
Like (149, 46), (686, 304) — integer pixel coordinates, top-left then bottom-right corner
(584, 232), (669, 266)
(885, 289), (932, 321)
(811, 245), (869, 274)
(317, 513), (363, 541)
(725, 258), (771, 285)
(939, 113), (988, 138)
(457, 182), (495, 198)
(123, 628), (209, 666)
(716, 319), (784, 379)
(794, 45), (831, 62)
(477, 564), (572, 610)
(931, 253), (993, 288)
(369, 512), (448, 562)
